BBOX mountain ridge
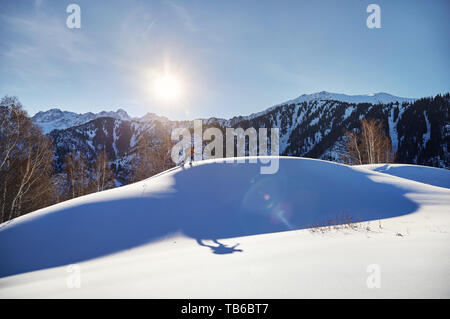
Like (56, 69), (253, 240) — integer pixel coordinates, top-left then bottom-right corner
(33, 92), (449, 185)
(32, 91), (418, 133)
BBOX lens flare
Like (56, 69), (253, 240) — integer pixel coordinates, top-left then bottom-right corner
(241, 175), (293, 230)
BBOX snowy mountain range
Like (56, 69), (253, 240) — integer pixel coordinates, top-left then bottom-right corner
(32, 91), (449, 184)
(242, 91), (417, 121)
(32, 108), (131, 134)
(285, 91), (416, 104)
(32, 91), (417, 133)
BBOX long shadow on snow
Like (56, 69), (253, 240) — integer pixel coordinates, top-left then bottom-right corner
(0, 158), (418, 277)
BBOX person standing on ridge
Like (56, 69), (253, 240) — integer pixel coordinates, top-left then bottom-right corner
(190, 145), (194, 164)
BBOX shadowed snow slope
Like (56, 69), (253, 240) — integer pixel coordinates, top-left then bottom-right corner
(0, 157), (422, 277)
(1, 157), (450, 298)
(359, 164), (450, 189)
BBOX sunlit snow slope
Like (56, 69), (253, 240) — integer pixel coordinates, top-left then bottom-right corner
(359, 163), (450, 189)
(0, 157), (449, 298)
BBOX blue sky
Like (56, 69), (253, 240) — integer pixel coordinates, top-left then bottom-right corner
(0, 0), (449, 120)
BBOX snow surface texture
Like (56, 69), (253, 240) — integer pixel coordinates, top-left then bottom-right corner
(360, 164), (450, 189)
(0, 157), (449, 298)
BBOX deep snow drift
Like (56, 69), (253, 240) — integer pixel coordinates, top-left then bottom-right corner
(359, 163), (450, 189)
(0, 157), (449, 298)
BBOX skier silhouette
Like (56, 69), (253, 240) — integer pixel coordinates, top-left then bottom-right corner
(196, 239), (243, 254)
(190, 146), (194, 164)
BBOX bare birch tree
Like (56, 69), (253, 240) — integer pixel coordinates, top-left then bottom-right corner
(64, 150), (92, 199)
(94, 147), (113, 192)
(131, 130), (174, 182)
(0, 96), (55, 222)
(342, 118), (394, 165)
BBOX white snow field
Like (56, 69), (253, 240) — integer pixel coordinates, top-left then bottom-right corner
(359, 163), (450, 189)
(0, 157), (449, 298)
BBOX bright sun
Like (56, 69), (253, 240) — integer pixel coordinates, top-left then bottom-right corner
(152, 73), (183, 103)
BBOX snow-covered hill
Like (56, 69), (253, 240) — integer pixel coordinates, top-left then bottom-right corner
(0, 157), (449, 298)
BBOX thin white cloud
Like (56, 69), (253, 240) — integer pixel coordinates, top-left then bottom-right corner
(0, 12), (96, 80)
(166, 1), (198, 32)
